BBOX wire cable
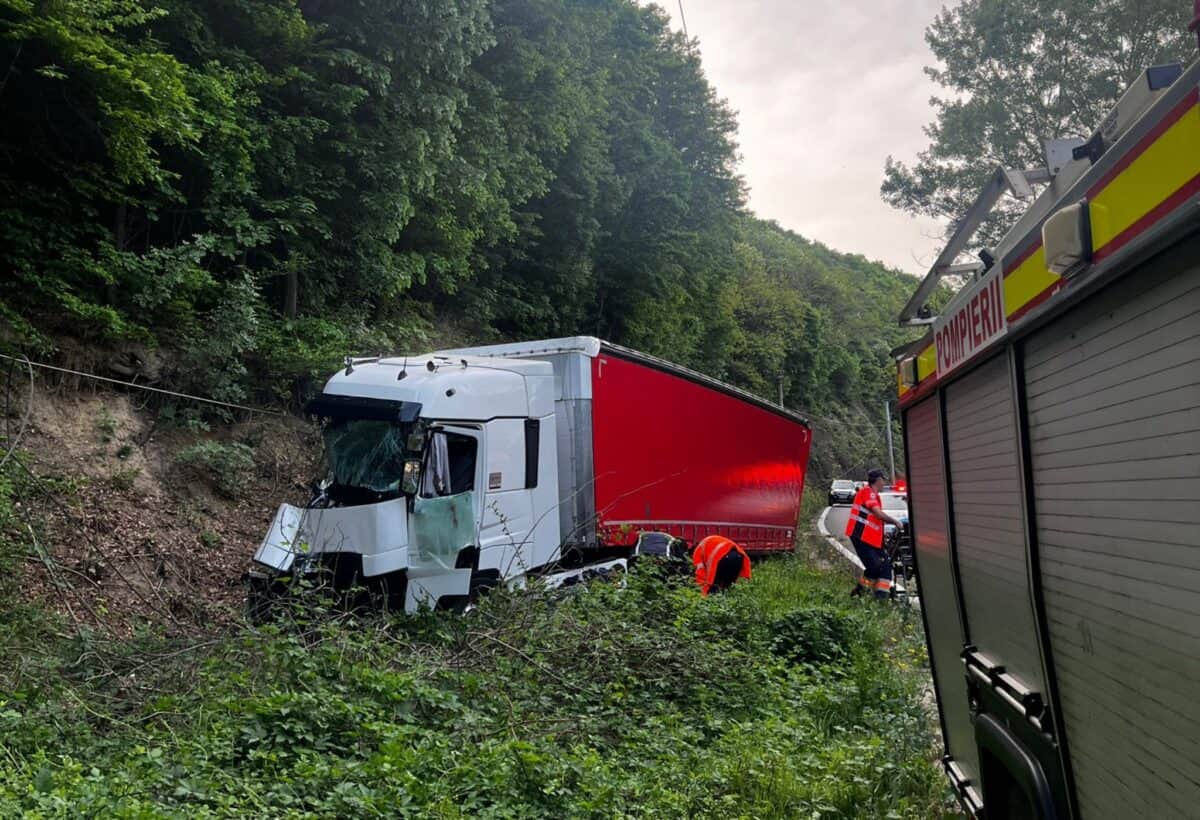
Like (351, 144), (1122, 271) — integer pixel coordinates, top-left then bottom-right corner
(0, 353), (282, 417)
(0, 354), (33, 470)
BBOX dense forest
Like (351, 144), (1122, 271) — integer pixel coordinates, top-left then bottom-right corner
(0, 0), (918, 479)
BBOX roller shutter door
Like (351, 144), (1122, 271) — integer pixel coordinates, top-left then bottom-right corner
(1023, 240), (1200, 819)
(905, 396), (979, 785)
(945, 353), (1045, 694)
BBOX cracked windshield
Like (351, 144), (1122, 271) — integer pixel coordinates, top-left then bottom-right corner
(323, 419), (410, 498)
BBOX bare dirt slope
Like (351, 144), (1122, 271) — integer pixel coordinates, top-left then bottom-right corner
(10, 380), (316, 634)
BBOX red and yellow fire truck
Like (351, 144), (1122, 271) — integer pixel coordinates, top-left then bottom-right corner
(893, 22), (1200, 820)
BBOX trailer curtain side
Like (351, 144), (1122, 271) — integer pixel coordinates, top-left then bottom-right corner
(442, 337), (811, 554)
(589, 348), (811, 553)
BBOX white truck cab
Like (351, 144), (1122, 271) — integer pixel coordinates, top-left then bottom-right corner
(254, 353), (564, 611)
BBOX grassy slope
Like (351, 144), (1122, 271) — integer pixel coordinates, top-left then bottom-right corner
(0, 549), (954, 818)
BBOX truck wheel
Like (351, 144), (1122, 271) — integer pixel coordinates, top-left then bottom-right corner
(468, 569), (500, 602)
(369, 570), (408, 614)
(436, 594), (471, 613)
(435, 570), (500, 613)
(245, 572), (287, 623)
(245, 577), (272, 624)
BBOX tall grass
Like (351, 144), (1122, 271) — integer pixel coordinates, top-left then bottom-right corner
(0, 548), (954, 818)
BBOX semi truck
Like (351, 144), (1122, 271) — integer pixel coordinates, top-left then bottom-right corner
(891, 36), (1199, 820)
(253, 337), (811, 611)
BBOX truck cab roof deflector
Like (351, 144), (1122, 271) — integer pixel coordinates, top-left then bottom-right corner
(304, 393), (422, 423)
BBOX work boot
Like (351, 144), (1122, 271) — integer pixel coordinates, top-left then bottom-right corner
(849, 584), (864, 598)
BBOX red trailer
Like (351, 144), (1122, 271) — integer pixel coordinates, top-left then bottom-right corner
(451, 337), (812, 555)
(589, 345), (810, 553)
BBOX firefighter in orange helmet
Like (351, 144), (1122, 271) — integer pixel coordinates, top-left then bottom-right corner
(692, 535), (751, 595)
(845, 469), (903, 599)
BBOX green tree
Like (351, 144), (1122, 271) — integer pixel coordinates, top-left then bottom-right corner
(588, 3), (742, 354)
(881, 0), (1195, 246)
(449, 0), (744, 360)
(428, 0), (611, 339)
(0, 0), (921, 481)
(0, 0), (198, 345)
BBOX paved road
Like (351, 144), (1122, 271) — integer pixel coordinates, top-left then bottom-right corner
(818, 504), (917, 603)
(823, 504), (853, 542)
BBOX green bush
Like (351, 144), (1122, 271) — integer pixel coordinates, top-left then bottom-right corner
(0, 460), (20, 608)
(175, 441), (256, 497)
(0, 556), (954, 817)
(770, 606), (857, 667)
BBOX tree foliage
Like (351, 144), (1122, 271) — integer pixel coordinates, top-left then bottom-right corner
(1, 0), (918, 479)
(882, 0), (1196, 247)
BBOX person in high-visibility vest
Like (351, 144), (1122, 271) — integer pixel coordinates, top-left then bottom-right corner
(845, 469), (903, 599)
(692, 535), (751, 595)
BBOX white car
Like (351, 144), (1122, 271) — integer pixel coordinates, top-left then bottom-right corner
(879, 492), (909, 530)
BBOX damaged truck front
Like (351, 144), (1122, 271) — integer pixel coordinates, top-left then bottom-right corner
(253, 354), (567, 612)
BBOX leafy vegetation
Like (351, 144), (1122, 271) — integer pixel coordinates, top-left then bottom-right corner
(175, 440), (256, 497)
(0, 554), (952, 817)
(0, 0), (916, 483)
(881, 0), (1195, 248)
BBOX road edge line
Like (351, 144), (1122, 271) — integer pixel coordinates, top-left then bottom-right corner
(816, 506), (863, 569)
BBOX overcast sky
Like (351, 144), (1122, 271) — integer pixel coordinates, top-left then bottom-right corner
(660, 0), (950, 275)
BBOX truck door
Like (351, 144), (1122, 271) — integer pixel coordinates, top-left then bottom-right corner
(477, 418), (539, 580)
(905, 395), (982, 813)
(412, 426), (481, 568)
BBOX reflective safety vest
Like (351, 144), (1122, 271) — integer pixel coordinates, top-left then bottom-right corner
(692, 535), (751, 595)
(845, 487), (884, 548)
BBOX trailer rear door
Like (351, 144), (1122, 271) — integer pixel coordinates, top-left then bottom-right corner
(1022, 240), (1200, 818)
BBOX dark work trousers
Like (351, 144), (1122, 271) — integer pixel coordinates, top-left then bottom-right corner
(851, 537), (892, 586)
(709, 550), (747, 593)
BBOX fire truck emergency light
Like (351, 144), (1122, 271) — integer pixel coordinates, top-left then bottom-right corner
(1042, 200), (1092, 277)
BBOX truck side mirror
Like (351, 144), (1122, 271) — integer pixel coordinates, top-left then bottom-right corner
(402, 458), (421, 496)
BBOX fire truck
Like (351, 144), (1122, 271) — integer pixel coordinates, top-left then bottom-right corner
(891, 26), (1200, 820)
